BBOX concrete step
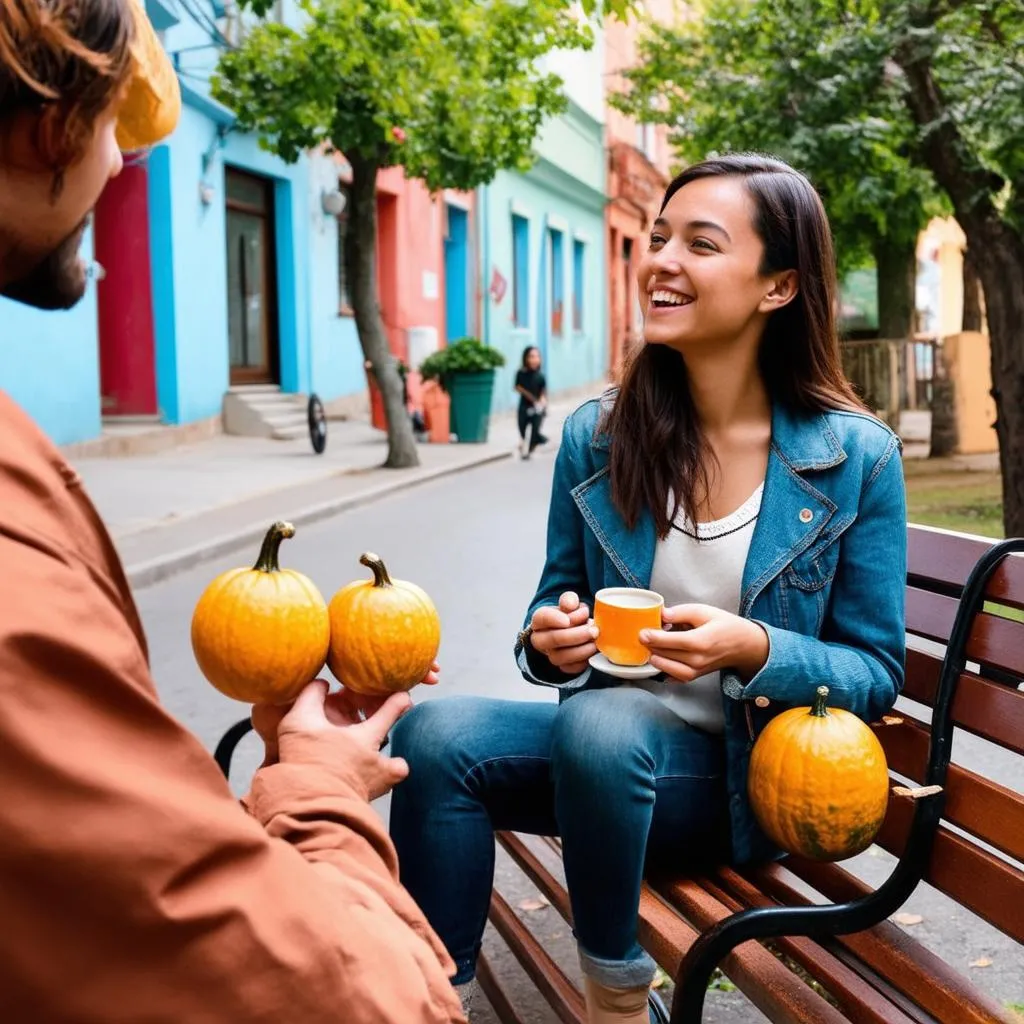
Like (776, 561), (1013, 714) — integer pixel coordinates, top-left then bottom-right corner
(271, 422), (310, 441)
(223, 387), (308, 439)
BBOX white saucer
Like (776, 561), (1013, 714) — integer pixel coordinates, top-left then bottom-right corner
(589, 652), (662, 680)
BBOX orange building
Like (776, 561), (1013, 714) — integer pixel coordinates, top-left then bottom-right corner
(334, 157), (477, 428)
(604, 3), (679, 379)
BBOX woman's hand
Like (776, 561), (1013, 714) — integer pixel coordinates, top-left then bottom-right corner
(528, 591), (598, 676)
(641, 604), (768, 683)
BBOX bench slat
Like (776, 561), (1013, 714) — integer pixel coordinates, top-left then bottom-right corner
(488, 889), (586, 1024)
(652, 876), (852, 1024)
(476, 953), (529, 1024)
(907, 587), (1024, 678)
(699, 873), (915, 1024)
(903, 649), (1024, 756)
(908, 527), (1024, 611)
(759, 860), (1017, 1024)
(874, 790), (1024, 944)
(498, 833), (849, 1024)
(875, 718), (1024, 861)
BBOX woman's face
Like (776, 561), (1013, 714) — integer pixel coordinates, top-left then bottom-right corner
(636, 175), (794, 354)
(526, 348), (541, 370)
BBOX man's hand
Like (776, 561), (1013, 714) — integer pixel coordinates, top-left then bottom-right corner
(259, 681), (412, 801)
(252, 661), (439, 772)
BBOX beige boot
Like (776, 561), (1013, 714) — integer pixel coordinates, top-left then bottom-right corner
(582, 976), (651, 1024)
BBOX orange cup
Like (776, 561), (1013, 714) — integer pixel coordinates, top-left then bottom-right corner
(593, 587), (664, 666)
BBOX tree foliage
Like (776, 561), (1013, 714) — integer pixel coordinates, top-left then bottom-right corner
(214, 0), (596, 189)
(612, 0), (944, 277)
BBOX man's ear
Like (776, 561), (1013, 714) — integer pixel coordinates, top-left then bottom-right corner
(759, 269), (799, 313)
(32, 104), (74, 170)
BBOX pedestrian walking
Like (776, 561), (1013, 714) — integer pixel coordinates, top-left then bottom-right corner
(515, 345), (549, 459)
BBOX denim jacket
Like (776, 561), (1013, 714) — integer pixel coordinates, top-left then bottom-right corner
(514, 392), (907, 864)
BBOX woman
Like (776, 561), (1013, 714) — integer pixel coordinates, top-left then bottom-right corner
(515, 345), (549, 458)
(390, 154), (906, 1024)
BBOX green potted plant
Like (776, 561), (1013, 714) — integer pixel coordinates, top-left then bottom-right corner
(419, 337), (505, 443)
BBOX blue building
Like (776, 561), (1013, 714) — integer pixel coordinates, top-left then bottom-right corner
(478, 46), (608, 414)
(0, 0), (369, 446)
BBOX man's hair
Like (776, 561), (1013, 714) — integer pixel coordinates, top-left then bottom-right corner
(0, 0), (134, 174)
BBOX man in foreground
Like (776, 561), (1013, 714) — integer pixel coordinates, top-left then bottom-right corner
(0, 1), (465, 1019)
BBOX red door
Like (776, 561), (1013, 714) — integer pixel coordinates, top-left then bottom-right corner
(94, 162), (158, 417)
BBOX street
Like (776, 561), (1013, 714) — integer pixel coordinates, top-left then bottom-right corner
(136, 450), (1022, 1022)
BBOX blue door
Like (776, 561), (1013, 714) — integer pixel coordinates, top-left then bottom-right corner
(444, 205), (469, 342)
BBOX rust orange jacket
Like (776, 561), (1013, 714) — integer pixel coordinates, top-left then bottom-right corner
(0, 392), (466, 1024)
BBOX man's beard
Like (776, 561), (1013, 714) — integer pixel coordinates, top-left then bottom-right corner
(0, 219), (90, 311)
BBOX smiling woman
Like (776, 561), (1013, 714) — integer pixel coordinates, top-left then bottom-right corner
(388, 153), (908, 1024)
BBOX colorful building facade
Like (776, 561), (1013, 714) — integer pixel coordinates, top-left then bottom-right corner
(603, 2), (677, 380)
(479, 42), (609, 414)
(0, 0), (472, 446)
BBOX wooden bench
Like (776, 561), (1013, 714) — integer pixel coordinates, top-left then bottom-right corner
(214, 524), (1024, 1023)
(478, 525), (1024, 1023)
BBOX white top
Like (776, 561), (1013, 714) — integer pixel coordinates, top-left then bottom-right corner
(634, 484), (764, 734)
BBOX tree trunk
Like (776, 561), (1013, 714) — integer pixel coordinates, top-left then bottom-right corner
(970, 223), (1024, 537)
(890, 31), (1024, 532)
(874, 235), (916, 340)
(962, 247), (984, 333)
(345, 152), (419, 469)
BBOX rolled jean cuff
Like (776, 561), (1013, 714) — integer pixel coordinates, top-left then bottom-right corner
(577, 944), (657, 989)
(451, 955), (478, 987)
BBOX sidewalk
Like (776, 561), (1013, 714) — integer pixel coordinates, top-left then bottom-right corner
(75, 389), (596, 589)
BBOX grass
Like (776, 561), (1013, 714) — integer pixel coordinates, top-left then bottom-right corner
(903, 459), (1024, 621)
(903, 461), (1004, 539)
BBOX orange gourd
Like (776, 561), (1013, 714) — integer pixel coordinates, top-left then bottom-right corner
(747, 686), (890, 861)
(328, 553), (440, 695)
(191, 521), (330, 704)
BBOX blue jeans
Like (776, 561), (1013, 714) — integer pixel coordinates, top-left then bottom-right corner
(389, 688), (728, 989)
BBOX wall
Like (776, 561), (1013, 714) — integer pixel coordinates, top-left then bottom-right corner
(603, 1), (679, 378)
(918, 217), (971, 339)
(306, 151), (366, 405)
(482, 162), (606, 413)
(943, 331), (998, 455)
(603, 2), (675, 178)
(376, 166), (447, 364)
(0, 228), (102, 444)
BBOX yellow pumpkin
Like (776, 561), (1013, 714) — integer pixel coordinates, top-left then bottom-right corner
(191, 521), (330, 704)
(747, 686), (890, 862)
(328, 552), (440, 695)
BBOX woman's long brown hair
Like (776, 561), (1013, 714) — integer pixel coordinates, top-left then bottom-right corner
(606, 153), (863, 538)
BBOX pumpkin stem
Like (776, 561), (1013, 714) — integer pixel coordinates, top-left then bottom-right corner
(254, 521), (295, 572)
(360, 552), (393, 588)
(811, 685), (830, 718)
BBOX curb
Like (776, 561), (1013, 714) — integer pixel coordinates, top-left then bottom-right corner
(126, 448), (514, 590)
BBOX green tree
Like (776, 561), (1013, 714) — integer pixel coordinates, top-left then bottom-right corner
(214, 0), (610, 468)
(617, 0), (1024, 535)
(613, 0), (942, 340)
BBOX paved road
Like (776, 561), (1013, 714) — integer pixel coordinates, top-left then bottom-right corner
(137, 451), (1023, 1021)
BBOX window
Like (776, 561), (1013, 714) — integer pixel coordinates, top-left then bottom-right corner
(512, 214), (529, 327)
(336, 184), (352, 313)
(549, 228), (564, 335)
(573, 239), (586, 332)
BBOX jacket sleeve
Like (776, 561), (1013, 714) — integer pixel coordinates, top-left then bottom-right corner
(728, 436), (907, 723)
(514, 412), (596, 691)
(0, 533), (465, 1024)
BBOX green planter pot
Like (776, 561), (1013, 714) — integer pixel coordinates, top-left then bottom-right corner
(447, 370), (496, 443)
